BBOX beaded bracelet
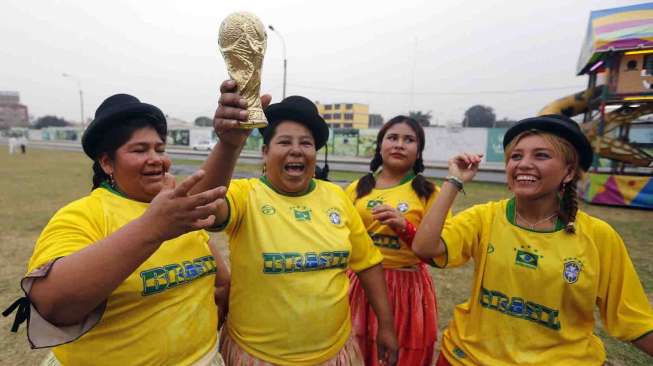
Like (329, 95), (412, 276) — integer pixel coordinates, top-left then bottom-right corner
(396, 220), (417, 247)
(445, 175), (465, 195)
(394, 220), (432, 265)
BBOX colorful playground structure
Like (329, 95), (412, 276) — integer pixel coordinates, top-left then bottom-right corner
(539, 2), (653, 209)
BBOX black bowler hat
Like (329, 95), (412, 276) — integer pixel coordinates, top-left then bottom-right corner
(82, 94), (166, 159)
(260, 96), (329, 150)
(503, 114), (593, 171)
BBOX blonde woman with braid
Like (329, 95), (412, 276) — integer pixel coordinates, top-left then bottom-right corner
(346, 116), (443, 366)
(413, 114), (653, 366)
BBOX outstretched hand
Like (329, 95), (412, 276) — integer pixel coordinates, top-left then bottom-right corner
(213, 80), (272, 149)
(142, 170), (226, 243)
(448, 153), (483, 183)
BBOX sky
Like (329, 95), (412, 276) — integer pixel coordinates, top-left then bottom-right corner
(0, 0), (643, 125)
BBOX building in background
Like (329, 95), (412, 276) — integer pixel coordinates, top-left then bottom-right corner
(0, 91), (29, 129)
(368, 113), (384, 128)
(316, 102), (369, 129)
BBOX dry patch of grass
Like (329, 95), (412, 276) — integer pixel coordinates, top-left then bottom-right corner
(0, 148), (90, 364)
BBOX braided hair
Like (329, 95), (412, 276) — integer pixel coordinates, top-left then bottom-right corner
(504, 131), (581, 233)
(559, 172), (580, 233)
(355, 115), (434, 201)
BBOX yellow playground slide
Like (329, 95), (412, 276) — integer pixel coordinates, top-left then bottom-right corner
(539, 86), (653, 167)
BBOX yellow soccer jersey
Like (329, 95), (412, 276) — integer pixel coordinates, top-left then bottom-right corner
(346, 175), (440, 268)
(436, 198), (653, 366)
(222, 177), (383, 366)
(28, 187), (218, 366)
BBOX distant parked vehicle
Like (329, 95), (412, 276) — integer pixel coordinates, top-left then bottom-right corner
(192, 140), (216, 151)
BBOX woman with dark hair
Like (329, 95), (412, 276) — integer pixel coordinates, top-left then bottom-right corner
(191, 80), (398, 365)
(346, 116), (442, 366)
(413, 115), (653, 365)
(5, 94), (229, 365)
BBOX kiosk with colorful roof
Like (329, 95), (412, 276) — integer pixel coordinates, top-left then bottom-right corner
(539, 2), (653, 209)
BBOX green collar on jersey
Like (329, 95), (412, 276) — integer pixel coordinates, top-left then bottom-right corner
(374, 171), (416, 189)
(100, 181), (128, 199)
(506, 197), (565, 233)
(259, 175), (316, 197)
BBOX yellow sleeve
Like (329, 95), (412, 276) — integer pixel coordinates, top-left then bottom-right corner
(436, 203), (487, 268)
(28, 196), (105, 273)
(340, 188), (383, 272)
(223, 179), (249, 236)
(594, 218), (653, 341)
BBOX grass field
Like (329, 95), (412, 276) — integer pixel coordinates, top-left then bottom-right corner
(1, 147), (652, 365)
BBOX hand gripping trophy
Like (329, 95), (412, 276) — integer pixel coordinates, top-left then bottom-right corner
(218, 12), (268, 128)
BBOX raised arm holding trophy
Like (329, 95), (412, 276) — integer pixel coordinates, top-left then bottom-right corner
(189, 11), (399, 366)
(218, 12), (268, 129)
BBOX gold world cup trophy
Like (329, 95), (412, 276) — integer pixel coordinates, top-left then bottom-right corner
(218, 12), (268, 128)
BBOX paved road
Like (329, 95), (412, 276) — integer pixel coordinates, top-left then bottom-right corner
(8, 139), (509, 183)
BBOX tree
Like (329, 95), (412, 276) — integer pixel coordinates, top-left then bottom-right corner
(463, 105), (496, 127)
(194, 116), (213, 127)
(33, 115), (71, 129)
(408, 110), (432, 127)
(494, 117), (518, 128)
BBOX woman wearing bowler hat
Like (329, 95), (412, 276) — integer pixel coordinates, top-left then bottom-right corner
(5, 94), (230, 365)
(412, 114), (653, 365)
(191, 80), (399, 365)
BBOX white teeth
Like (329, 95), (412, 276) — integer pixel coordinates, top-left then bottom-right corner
(516, 175), (537, 182)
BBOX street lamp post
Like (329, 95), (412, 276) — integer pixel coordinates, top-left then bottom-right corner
(62, 73), (85, 128)
(268, 25), (287, 99)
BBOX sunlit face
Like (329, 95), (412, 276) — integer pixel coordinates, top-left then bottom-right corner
(262, 121), (316, 194)
(100, 127), (171, 202)
(380, 122), (419, 174)
(505, 134), (573, 202)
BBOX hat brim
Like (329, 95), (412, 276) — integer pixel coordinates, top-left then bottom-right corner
(261, 104), (329, 150)
(503, 116), (593, 171)
(82, 103), (166, 159)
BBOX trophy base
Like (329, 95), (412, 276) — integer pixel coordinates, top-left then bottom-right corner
(238, 108), (268, 129)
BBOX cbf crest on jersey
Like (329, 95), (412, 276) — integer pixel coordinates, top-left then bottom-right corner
(326, 208), (344, 227)
(396, 202), (409, 213)
(367, 199), (384, 210)
(291, 206), (312, 222)
(261, 204), (276, 215)
(563, 258), (583, 284)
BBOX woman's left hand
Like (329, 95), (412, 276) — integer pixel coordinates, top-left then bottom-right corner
(372, 205), (406, 232)
(376, 322), (399, 366)
(448, 152), (483, 183)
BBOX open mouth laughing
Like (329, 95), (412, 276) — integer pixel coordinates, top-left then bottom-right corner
(142, 169), (165, 181)
(515, 174), (538, 184)
(284, 162), (306, 176)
